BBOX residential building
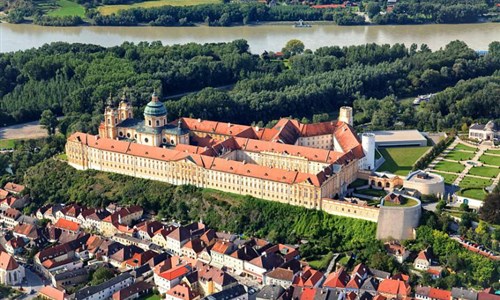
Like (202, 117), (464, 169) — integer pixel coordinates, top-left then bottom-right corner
(52, 267), (90, 289)
(416, 286), (452, 300)
(323, 268), (350, 289)
(452, 288), (478, 300)
(38, 286), (67, 300)
(210, 240), (237, 269)
(167, 227), (191, 255)
(203, 284), (248, 300)
(3, 182), (25, 195)
(75, 273), (135, 300)
(112, 281), (153, 300)
(166, 283), (200, 300)
(384, 242), (409, 263)
(256, 285), (285, 300)
(414, 250), (432, 271)
(377, 279), (411, 299)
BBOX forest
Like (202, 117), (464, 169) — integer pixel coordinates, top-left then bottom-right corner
(0, 40), (499, 134)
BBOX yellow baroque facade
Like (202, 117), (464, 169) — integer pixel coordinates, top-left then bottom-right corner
(66, 93), (365, 213)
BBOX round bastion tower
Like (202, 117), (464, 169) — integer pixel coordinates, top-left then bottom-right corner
(338, 106), (353, 127)
(361, 133), (376, 170)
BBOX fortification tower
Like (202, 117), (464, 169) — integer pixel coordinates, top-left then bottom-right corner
(362, 133), (376, 170)
(339, 106), (353, 126)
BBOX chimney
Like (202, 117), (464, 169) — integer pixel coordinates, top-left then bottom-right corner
(228, 122), (231, 127)
(197, 118), (201, 123)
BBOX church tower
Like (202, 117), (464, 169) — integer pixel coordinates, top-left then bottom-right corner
(118, 92), (133, 121)
(103, 94), (118, 139)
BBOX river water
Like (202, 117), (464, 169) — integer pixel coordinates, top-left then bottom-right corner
(0, 22), (499, 53)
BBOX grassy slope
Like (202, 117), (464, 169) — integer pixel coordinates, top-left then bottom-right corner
(98, 0), (220, 15)
(25, 159), (377, 254)
(377, 146), (430, 176)
(37, 0), (86, 17)
(0, 139), (15, 149)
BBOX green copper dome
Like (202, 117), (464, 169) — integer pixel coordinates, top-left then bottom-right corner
(144, 92), (167, 117)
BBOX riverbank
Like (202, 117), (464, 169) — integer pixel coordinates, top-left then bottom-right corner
(1, 22), (499, 54)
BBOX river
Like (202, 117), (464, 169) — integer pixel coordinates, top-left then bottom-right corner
(0, 22), (499, 53)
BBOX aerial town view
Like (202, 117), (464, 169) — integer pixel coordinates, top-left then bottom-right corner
(0, 0), (499, 299)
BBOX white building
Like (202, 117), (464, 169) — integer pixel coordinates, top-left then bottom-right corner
(469, 121), (499, 141)
(74, 273), (134, 300)
(0, 251), (25, 286)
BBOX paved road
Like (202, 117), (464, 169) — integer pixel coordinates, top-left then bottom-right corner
(0, 121), (48, 140)
(19, 267), (46, 299)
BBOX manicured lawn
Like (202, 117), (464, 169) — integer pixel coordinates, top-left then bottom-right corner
(458, 188), (487, 200)
(459, 176), (492, 188)
(454, 143), (477, 152)
(0, 139), (15, 149)
(98, 0), (219, 15)
(355, 188), (387, 198)
(485, 149), (500, 155)
(467, 166), (500, 178)
(349, 179), (368, 189)
(337, 255), (351, 267)
(457, 176), (493, 200)
(39, 0), (86, 17)
(433, 172), (458, 185)
(433, 161), (465, 174)
(377, 146), (430, 176)
(307, 252), (333, 271)
(383, 197), (419, 207)
(479, 154), (500, 167)
(444, 150), (474, 161)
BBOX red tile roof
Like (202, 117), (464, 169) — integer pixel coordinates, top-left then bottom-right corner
(0, 251), (19, 271)
(293, 267), (324, 287)
(378, 279), (411, 296)
(166, 283), (199, 300)
(323, 268), (350, 288)
(4, 182), (25, 194)
(429, 287), (452, 300)
(54, 218), (80, 232)
(159, 264), (190, 281)
(38, 286), (66, 300)
(0, 189), (9, 200)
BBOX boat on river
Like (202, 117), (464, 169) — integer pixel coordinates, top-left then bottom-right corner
(294, 19), (312, 28)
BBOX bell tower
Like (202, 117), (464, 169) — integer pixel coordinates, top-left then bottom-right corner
(118, 92), (133, 121)
(103, 94), (118, 139)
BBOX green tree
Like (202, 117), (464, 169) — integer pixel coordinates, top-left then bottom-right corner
(366, 2), (380, 19)
(90, 268), (114, 286)
(479, 190), (500, 224)
(475, 220), (488, 235)
(283, 39), (305, 56)
(40, 110), (58, 135)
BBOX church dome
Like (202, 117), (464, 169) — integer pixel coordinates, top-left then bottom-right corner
(144, 92), (167, 117)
